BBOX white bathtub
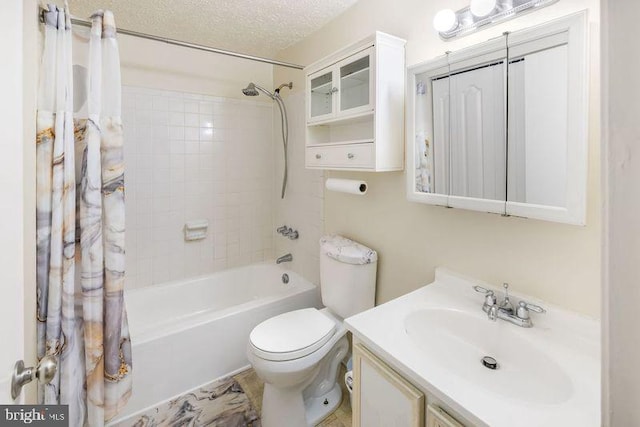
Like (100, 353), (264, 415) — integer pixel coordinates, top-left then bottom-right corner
(112, 263), (320, 422)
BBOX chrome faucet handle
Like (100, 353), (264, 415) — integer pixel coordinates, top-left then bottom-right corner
(473, 286), (497, 308)
(499, 283), (514, 314)
(520, 300), (546, 313)
(473, 285), (491, 294)
(516, 300), (546, 321)
(276, 225), (288, 234)
(287, 230), (299, 240)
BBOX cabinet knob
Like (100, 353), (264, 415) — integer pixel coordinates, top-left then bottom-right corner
(347, 153), (355, 159)
(330, 87), (339, 94)
(315, 153), (322, 159)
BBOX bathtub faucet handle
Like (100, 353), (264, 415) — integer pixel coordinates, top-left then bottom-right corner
(276, 253), (293, 264)
(276, 225), (288, 234)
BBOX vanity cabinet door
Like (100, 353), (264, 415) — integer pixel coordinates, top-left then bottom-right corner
(353, 343), (424, 427)
(426, 404), (465, 427)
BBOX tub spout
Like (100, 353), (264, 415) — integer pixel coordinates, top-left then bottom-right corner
(276, 253), (293, 264)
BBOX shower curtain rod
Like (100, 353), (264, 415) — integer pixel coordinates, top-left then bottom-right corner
(39, 10), (305, 70)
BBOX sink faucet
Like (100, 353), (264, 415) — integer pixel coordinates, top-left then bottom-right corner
(473, 284), (546, 328)
(276, 253), (293, 264)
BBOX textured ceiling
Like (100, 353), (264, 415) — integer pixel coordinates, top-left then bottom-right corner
(66, 0), (359, 57)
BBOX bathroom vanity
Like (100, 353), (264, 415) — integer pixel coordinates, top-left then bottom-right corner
(345, 268), (600, 426)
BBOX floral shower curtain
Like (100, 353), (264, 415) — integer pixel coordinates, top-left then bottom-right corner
(36, 5), (132, 426)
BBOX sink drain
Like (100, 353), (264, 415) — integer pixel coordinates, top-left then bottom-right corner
(481, 356), (498, 370)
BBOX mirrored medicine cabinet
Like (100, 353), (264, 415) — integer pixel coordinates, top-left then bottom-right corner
(406, 11), (588, 225)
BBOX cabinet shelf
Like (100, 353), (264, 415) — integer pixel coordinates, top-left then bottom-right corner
(307, 139), (373, 148)
(341, 67), (370, 90)
(311, 81), (333, 95)
(307, 110), (373, 127)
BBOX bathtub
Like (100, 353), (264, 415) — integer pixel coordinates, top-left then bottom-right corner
(112, 263), (320, 422)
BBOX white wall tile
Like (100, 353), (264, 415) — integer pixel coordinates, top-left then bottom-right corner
(124, 85), (274, 289)
(272, 92), (324, 285)
(184, 101), (199, 113)
(152, 96), (169, 111)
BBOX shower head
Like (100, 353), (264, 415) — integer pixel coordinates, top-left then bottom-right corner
(242, 82), (293, 98)
(242, 83), (260, 96)
(242, 82), (275, 99)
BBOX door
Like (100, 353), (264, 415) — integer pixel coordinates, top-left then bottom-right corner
(1, 0), (38, 405)
(336, 47), (375, 116)
(448, 62), (506, 202)
(308, 68), (336, 123)
(0, 0), (27, 404)
(353, 343), (424, 427)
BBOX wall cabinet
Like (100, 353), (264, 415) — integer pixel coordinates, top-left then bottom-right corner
(305, 32), (405, 171)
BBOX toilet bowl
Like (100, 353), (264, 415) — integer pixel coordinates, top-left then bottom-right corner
(248, 308), (349, 427)
(247, 235), (377, 427)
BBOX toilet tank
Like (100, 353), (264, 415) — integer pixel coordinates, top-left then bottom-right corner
(319, 235), (378, 319)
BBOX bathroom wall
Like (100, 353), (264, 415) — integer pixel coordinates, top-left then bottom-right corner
(122, 87), (275, 289)
(602, 0), (640, 424)
(116, 33), (274, 100)
(274, 0), (601, 317)
(105, 27), (277, 289)
(272, 91), (325, 285)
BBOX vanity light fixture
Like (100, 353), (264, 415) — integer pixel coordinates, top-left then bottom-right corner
(433, 9), (458, 33)
(469, 0), (497, 17)
(433, 0), (558, 40)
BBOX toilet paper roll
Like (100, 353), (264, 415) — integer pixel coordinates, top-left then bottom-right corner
(325, 178), (368, 195)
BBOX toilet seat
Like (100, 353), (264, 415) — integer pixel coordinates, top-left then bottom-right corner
(250, 308), (336, 362)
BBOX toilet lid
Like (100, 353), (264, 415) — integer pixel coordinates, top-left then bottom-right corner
(250, 308), (336, 361)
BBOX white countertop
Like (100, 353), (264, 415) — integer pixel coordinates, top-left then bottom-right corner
(345, 268), (600, 427)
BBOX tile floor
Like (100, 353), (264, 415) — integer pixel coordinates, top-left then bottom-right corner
(114, 376), (260, 427)
(114, 365), (351, 426)
(234, 365), (353, 427)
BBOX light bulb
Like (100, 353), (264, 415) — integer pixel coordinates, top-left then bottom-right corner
(469, 0), (497, 17)
(433, 9), (457, 33)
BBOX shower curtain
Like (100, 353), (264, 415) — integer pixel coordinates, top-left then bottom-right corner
(36, 5), (132, 426)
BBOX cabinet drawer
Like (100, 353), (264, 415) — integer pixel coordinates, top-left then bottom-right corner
(306, 143), (375, 169)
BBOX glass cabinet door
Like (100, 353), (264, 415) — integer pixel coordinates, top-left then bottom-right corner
(338, 48), (373, 114)
(309, 70), (334, 120)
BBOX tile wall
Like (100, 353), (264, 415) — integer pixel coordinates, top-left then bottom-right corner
(273, 91), (325, 285)
(122, 86), (275, 289)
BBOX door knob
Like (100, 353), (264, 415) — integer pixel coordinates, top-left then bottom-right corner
(11, 355), (57, 400)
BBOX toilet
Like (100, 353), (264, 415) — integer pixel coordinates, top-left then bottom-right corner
(247, 235), (377, 427)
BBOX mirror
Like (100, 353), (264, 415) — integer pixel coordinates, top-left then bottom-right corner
(411, 57), (450, 205)
(406, 11), (588, 225)
(446, 41), (507, 214)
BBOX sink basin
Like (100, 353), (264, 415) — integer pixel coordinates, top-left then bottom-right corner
(346, 268), (600, 426)
(404, 308), (573, 404)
